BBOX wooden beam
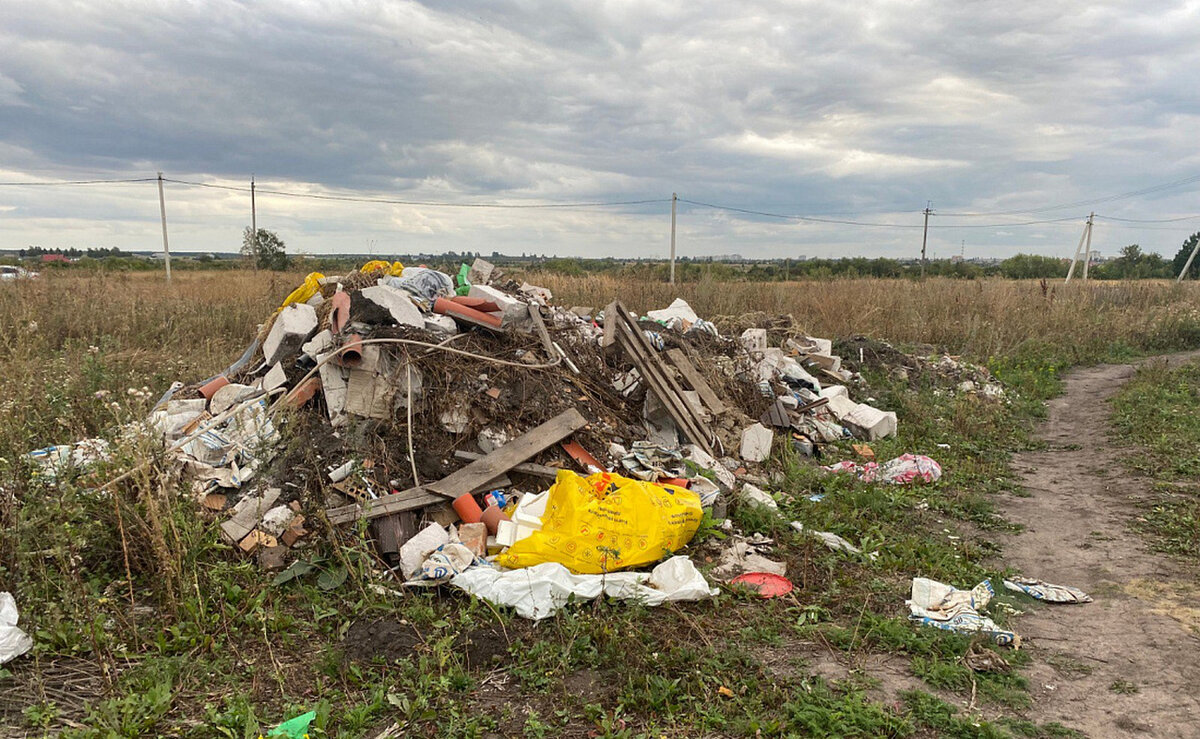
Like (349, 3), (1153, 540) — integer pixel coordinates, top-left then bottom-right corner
(665, 348), (726, 415)
(425, 408), (587, 499)
(610, 302), (715, 455)
(527, 304), (556, 358)
(453, 451), (562, 480)
(325, 486), (444, 525)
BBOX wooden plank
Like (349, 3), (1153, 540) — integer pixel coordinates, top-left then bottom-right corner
(527, 304), (556, 358)
(325, 486), (445, 525)
(600, 300), (618, 354)
(453, 450), (561, 480)
(472, 474), (511, 493)
(612, 315), (710, 453)
(666, 348), (726, 414)
(611, 303), (715, 455)
(425, 408), (588, 499)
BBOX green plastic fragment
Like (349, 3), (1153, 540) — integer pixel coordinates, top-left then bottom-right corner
(269, 710), (317, 739)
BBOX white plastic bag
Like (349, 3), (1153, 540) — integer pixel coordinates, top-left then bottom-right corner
(0, 592), (32, 664)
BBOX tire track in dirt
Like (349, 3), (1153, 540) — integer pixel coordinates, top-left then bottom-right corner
(1004, 350), (1200, 738)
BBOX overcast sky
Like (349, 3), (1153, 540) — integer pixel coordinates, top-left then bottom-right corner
(2, 0), (1200, 260)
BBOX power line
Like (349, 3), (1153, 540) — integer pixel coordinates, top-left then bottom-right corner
(1095, 214), (1200, 224)
(0, 177), (157, 186)
(679, 198), (1084, 229)
(163, 178), (670, 210)
(937, 172), (1200, 217)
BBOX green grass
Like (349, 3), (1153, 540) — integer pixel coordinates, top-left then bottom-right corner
(1111, 359), (1200, 559)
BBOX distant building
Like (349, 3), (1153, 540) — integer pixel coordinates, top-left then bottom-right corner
(40, 254), (70, 263)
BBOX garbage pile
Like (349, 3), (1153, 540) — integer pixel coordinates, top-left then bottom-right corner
(27, 258), (913, 620)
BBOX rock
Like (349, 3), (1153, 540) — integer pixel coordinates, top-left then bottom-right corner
(739, 423), (774, 462)
(263, 303), (318, 366)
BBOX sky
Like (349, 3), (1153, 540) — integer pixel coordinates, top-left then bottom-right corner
(2, 0), (1200, 260)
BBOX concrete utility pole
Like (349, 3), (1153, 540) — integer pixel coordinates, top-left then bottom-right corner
(1064, 213), (1095, 284)
(1177, 232), (1200, 282)
(669, 193), (677, 285)
(251, 175), (257, 239)
(920, 203), (932, 279)
(156, 172), (172, 282)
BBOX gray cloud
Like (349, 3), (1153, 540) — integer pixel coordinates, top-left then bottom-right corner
(1, 0), (1199, 259)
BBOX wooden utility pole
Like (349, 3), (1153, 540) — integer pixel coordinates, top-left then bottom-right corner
(669, 192), (677, 284)
(156, 172), (171, 282)
(920, 204), (931, 279)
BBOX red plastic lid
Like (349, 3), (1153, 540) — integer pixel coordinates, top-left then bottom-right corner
(730, 572), (793, 598)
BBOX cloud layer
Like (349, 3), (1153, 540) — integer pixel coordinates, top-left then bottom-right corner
(2, 0), (1199, 259)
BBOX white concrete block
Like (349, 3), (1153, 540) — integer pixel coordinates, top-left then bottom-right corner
(739, 423), (774, 462)
(302, 329), (334, 359)
(842, 403), (898, 441)
(263, 303), (318, 366)
(359, 285), (424, 328)
(468, 284), (527, 325)
(740, 482), (778, 510)
(819, 385), (849, 400)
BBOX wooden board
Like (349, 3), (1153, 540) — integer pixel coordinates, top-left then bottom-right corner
(325, 486), (445, 525)
(666, 348), (726, 415)
(600, 300), (618, 354)
(220, 487), (281, 544)
(527, 304), (556, 358)
(610, 302), (715, 455)
(425, 407), (588, 499)
(453, 451), (562, 480)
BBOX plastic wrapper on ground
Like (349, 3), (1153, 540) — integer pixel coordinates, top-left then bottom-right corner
(0, 592), (33, 664)
(450, 555), (717, 620)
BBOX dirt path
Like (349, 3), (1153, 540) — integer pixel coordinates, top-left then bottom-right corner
(1004, 351), (1200, 738)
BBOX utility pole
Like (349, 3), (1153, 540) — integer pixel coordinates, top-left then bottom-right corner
(1178, 233), (1200, 282)
(920, 203), (932, 279)
(250, 175), (258, 271)
(156, 172), (171, 282)
(1082, 212), (1094, 280)
(669, 193), (677, 285)
(251, 175), (257, 239)
(1064, 212), (1094, 284)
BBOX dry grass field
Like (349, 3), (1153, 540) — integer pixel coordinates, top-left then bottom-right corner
(2, 269), (1199, 738)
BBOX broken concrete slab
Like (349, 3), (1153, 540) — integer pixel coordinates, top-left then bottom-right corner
(842, 403), (898, 441)
(468, 284), (527, 326)
(740, 482), (778, 510)
(210, 383), (255, 415)
(317, 354), (349, 427)
(739, 423), (774, 462)
(466, 258), (495, 286)
(302, 329), (334, 359)
(263, 303), (318, 366)
(358, 285), (424, 328)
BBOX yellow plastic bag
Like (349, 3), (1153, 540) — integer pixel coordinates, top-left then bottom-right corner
(359, 259), (392, 274)
(495, 470), (703, 574)
(278, 272), (325, 310)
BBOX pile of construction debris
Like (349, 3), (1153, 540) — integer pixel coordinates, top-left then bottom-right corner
(27, 259), (928, 616)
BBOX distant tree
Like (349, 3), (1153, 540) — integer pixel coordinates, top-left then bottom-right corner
(1172, 232), (1200, 280)
(241, 227), (289, 270)
(1000, 254), (1065, 279)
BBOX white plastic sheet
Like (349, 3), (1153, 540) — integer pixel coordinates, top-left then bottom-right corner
(450, 555), (717, 620)
(0, 592), (32, 664)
